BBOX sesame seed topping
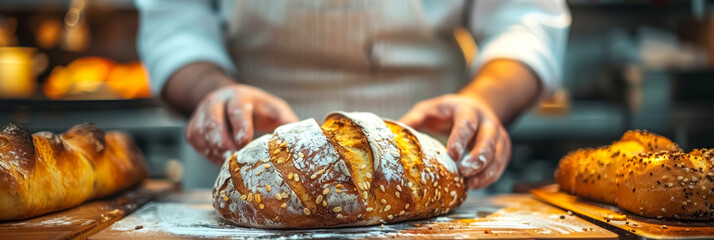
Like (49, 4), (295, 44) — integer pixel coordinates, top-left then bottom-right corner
(304, 208), (311, 215)
(266, 184), (271, 191)
(318, 169), (325, 175)
(667, 183), (674, 187)
(273, 149), (281, 154)
(388, 215), (394, 220)
(337, 214), (344, 219)
(683, 201), (688, 206)
(288, 172), (294, 180)
(336, 184), (344, 189)
(384, 205), (391, 211)
(333, 207), (342, 212)
(366, 172), (372, 179)
(336, 188), (343, 193)
(223, 196), (229, 201)
(259, 204), (264, 209)
(661, 208), (667, 213)
(380, 185), (386, 192)
(281, 192), (289, 198)
(310, 174), (317, 180)
(240, 195), (247, 200)
(323, 188), (330, 195)
(280, 141), (287, 147)
(322, 201), (327, 207)
(255, 194), (262, 203)
(396, 185), (402, 191)
(316, 195), (323, 204)
(678, 176), (684, 180)
(433, 182), (438, 187)
(399, 210), (405, 216)
(363, 192), (368, 199)
(421, 179), (426, 185)
(294, 175), (300, 181)
(361, 164), (366, 169)
(281, 203), (287, 208)
(247, 193), (254, 202)
(405, 203), (410, 209)
(298, 152), (304, 158)
(381, 199), (387, 204)
(276, 193), (282, 200)
(395, 192), (400, 198)
(263, 158), (270, 163)
(366, 207), (374, 212)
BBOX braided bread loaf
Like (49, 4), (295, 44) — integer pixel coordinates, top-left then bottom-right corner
(212, 112), (466, 228)
(555, 130), (714, 220)
(0, 123), (147, 221)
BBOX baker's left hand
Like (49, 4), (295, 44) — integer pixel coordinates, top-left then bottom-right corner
(400, 94), (511, 189)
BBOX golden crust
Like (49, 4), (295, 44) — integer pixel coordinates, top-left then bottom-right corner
(555, 130), (714, 220)
(617, 149), (714, 220)
(213, 112), (465, 229)
(0, 123), (147, 221)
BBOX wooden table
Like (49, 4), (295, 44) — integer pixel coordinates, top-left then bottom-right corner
(0, 180), (176, 240)
(91, 190), (617, 239)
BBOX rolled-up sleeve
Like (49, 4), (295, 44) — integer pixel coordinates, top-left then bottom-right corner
(469, 0), (570, 96)
(136, 0), (236, 95)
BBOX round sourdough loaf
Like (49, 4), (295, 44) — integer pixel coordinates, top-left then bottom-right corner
(212, 112), (466, 228)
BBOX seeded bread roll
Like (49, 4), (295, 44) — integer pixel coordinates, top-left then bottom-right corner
(617, 149), (714, 220)
(212, 112), (466, 229)
(555, 130), (680, 204)
(554, 130), (714, 220)
(0, 123), (147, 221)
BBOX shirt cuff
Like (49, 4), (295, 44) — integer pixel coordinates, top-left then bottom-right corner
(144, 37), (236, 96)
(470, 27), (561, 97)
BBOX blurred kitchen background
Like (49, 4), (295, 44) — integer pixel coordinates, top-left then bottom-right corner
(1, 0), (714, 192)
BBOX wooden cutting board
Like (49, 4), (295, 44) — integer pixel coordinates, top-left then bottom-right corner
(91, 190), (617, 239)
(0, 180), (176, 240)
(532, 184), (714, 239)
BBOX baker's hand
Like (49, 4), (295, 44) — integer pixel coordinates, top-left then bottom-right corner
(186, 84), (299, 165)
(400, 94), (511, 189)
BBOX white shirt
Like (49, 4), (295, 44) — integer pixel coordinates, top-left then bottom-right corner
(137, 0), (570, 119)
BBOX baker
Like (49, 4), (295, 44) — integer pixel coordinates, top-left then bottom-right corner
(136, 0), (570, 189)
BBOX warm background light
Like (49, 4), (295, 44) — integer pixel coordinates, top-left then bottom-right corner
(44, 56), (151, 99)
(0, 47), (38, 98)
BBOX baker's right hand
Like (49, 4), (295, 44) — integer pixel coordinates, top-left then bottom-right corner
(186, 84), (299, 165)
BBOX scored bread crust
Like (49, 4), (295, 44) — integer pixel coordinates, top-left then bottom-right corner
(554, 130), (714, 220)
(0, 123), (148, 221)
(212, 112), (466, 229)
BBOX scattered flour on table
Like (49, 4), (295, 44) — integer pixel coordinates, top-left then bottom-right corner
(6, 215), (91, 227)
(109, 202), (402, 239)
